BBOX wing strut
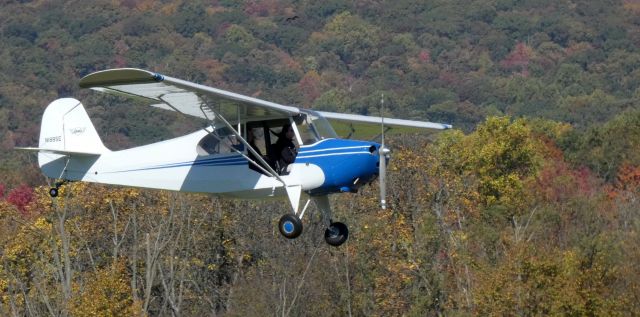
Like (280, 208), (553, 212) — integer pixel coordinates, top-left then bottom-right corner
(170, 97), (287, 186)
(203, 105), (285, 184)
(159, 97), (305, 214)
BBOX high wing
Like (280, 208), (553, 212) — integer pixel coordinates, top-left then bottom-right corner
(79, 68), (451, 130)
(315, 111), (452, 130)
(79, 68), (299, 123)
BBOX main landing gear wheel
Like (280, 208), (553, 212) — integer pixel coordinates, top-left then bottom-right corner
(278, 214), (303, 239)
(324, 222), (349, 247)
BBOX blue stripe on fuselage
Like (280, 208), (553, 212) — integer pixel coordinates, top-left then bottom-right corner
(106, 139), (382, 192)
(106, 155), (246, 173)
(296, 139), (380, 195)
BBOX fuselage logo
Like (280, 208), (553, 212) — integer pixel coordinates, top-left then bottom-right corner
(69, 127), (86, 135)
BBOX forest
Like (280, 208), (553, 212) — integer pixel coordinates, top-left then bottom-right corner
(1, 0), (640, 315)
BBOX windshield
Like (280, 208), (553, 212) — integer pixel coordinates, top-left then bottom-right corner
(298, 110), (338, 144)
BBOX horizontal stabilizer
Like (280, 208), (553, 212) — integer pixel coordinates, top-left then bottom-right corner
(15, 147), (103, 156)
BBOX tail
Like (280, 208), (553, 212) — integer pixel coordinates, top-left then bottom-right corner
(35, 98), (109, 167)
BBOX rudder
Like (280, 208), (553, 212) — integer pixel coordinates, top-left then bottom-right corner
(38, 98), (109, 167)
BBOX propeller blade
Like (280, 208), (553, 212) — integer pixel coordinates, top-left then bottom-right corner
(380, 93), (387, 209)
(379, 145), (387, 209)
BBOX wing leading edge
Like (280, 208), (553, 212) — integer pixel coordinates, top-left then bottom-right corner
(315, 111), (452, 130)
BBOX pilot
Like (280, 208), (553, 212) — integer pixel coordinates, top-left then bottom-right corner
(274, 124), (298, 175)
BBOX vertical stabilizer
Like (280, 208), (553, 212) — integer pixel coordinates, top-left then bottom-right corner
(38, 98), (109, 167)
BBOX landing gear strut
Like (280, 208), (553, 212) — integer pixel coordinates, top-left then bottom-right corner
(315, 196), (349, 247)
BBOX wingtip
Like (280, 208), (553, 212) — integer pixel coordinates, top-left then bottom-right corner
(78, 68), (159, 89)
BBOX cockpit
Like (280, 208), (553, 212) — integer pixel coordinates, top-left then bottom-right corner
(195, 112), (338, 174)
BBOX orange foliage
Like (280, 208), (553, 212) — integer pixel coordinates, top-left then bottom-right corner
(277, 51), (302, 72)
(608, 162), (640, 199)
(160, 1), (180, 15)
(298, 70), (322, 102)
(533, 161), (597, 204)
(529, 134), (600, 204)
(135, 0), (155, 11)
(196, 58), (227, 84)
(501, 42), (534, 76)
(624, 0), (640, 14)
(616, 163), (640, 189)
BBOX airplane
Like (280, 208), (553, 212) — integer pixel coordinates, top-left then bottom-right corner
(17, 68), (451, 247)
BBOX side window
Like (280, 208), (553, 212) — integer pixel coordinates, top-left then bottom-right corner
(196, 126), (244, 156)
(269, 125), (283, 148)
(248, 126), (267, 155)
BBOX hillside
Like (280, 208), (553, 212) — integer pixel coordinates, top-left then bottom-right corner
(2, 0), (640, 177)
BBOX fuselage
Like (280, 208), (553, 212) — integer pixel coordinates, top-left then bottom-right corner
(38, 128), (383, 199)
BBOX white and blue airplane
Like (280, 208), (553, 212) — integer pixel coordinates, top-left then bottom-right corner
(18, 68), (451, 246)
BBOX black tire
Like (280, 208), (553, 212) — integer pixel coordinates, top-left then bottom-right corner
(278, 214), (303, 239)
(324, 222), (349, 246)
(49, 188), (58, 198)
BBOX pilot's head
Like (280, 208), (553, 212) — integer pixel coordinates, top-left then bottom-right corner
(281, 124), (294, 140)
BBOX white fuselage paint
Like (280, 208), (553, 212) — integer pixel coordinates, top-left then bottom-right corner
(39, 129), (325, 199)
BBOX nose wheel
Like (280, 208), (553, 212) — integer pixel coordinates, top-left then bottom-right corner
(324, 222), (349, 246)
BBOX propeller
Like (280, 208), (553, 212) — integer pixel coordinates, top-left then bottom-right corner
(379, 94), (388, 209)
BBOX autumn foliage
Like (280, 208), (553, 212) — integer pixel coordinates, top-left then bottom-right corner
(2, 0), (640, 314)
(501, 42), (534, 76)
(5, 185), (33, 214)
(1, 116), (640, 315)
